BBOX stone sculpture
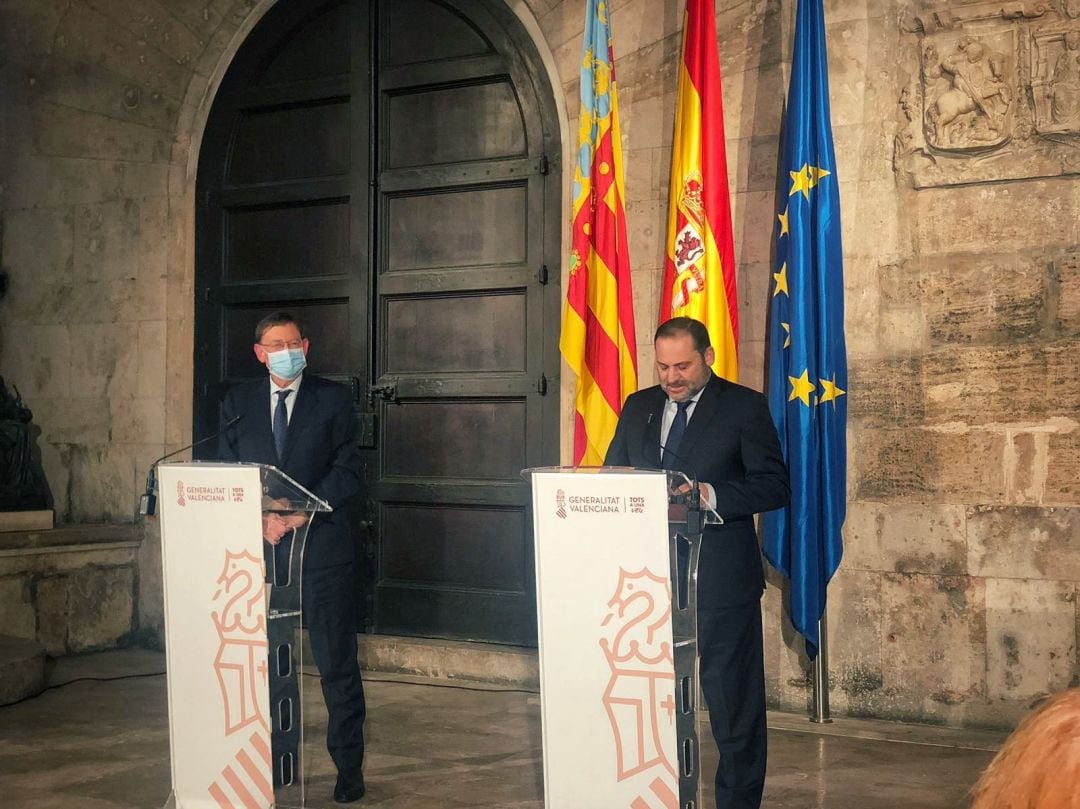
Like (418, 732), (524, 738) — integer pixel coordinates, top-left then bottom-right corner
(1049, 31), (1080, 126)
(0, 378), (50, 512)
(924, 36), (1012, 149)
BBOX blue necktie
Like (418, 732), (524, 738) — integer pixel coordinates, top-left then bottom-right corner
(274, 389), (291, 459)
(662, 400), (693, 470)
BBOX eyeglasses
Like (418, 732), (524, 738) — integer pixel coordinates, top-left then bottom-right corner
(259, 340), (304, 351)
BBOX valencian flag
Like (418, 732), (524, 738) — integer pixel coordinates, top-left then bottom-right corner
(560, 0), (638, 465)
(660, 0), (738, 381)
(761, 0), (847, 660)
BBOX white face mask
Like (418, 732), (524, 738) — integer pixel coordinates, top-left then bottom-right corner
(267, 347), (307, 381)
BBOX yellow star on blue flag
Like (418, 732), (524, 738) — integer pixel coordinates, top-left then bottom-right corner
(762, 0), (848, 661)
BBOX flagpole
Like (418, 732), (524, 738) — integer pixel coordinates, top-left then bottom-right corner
(810, 608), (832, 723)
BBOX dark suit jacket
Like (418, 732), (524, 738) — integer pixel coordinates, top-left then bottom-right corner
(219, 374), (364, 570)
(604, 374), (790, 607)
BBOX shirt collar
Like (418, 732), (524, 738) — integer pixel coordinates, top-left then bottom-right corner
(271, 373), (303, 395)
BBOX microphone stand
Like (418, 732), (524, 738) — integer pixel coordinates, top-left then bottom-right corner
(138, 415), (243, 516)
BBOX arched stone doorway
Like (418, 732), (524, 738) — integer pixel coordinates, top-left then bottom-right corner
(194, 0), (562, 645)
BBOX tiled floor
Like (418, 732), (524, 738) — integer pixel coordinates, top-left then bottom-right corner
(0, 650), (1004, 808)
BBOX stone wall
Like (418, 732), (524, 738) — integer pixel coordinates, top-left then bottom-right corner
(749, 0), (1080, 727)
(0, 526), (145, 653)
(0, 1), (271, 524)
(0, 0), (1076, 727)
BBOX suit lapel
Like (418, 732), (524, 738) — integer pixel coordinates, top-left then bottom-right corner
(644, 389), (665, 467)
(250, 377), (276, 461)
(680, 374), (724, 463)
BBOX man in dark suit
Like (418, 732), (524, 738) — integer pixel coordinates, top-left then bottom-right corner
(604, 317), (789, 809)
(219, 311), (367, 804)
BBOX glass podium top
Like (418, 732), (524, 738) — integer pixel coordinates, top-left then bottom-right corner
(158, 461), (331, 514)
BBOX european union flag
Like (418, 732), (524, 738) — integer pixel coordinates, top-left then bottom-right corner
(761, 0), (847, 661)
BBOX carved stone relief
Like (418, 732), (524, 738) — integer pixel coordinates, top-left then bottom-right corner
(922, 32), (1015, 150)
(1032, 28), (1080, 131)
(895, 2), (1080, 187)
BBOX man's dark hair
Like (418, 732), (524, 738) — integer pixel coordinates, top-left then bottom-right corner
(255, 311), (306, 343)
(654, 317), (711, 357)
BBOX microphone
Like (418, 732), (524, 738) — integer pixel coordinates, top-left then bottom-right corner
(138, 414), (244, 516)
(639, 408), (661, 460)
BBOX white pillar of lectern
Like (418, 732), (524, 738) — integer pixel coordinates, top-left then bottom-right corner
(159, 463), (274, 809)
(531, 470), (680, 809)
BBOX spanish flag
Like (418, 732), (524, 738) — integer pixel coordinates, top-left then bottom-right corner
(660, 0), (738, 381)
(560, 0), (638, 466)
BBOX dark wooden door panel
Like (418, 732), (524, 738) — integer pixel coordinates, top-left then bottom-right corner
(257, 2), (351, 85)
(379, 504), (527, 589)
(229, 101), (351, 184)
(226, 200), (351, 282)
(383, 0), (491, 65)
(385, 184), (529, 270)
(375, 585), (534, 644)
(386, 80), (526, 167)
(382, 399), (527, 479)
(376, 501), (533, 643)
(383, 292), (528, 373)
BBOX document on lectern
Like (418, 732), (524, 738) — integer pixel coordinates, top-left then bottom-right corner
(531, 469), (679, 809)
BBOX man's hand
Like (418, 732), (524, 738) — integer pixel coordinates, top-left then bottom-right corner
(262, 500), (309, 544)
(670, 481), (708, 500)
(262, 513), (288, 544)
(670, 481), (716, 512)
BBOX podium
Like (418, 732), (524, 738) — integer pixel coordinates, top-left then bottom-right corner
(526, 467), (712, 809)
(157, 462), (330, 809)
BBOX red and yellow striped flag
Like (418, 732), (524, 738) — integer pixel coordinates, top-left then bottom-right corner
(560, 0), (638, 466)
(660, 0), (739, 381)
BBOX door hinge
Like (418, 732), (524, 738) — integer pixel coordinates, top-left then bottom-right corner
(537, 373), (548, 396)
(358, 413), (376, 448)
(537, 264), (548, 285)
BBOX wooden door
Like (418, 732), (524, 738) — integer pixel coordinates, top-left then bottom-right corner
(370, 0), (560, 644)
(194, 0), (560, 646)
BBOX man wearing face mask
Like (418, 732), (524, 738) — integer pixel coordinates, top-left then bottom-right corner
(604, 317), (789, 809)
(219, 311), (367, 804)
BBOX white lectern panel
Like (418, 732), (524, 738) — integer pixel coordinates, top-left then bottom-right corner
(532, 470), (679, 809)
(159, 463), (272, 809)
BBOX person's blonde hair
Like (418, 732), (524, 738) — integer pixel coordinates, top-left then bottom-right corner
(970, 688), (1080, 809)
